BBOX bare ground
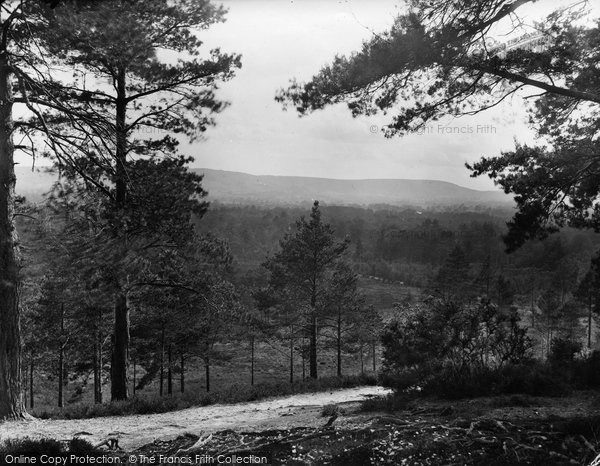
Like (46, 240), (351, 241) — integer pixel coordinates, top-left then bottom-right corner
(0, 385), (389, 450)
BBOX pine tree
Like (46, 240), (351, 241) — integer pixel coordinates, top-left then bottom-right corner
(262, 201), (348, 379)
(322, 262), (363, 377)
(24, 0), (240, 401)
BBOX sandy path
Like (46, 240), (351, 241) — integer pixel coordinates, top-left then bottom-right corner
(0, 386), (389, 450)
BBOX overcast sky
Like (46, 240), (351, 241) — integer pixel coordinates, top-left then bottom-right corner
(182, 0), (588, 190)
(17, 0), (589, 191)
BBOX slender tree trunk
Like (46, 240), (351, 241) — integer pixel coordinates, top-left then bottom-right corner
(96, 308), (103, 404)
(302, 339), (306, 381)
(58, 349), (64, 408)
(205, 358), (210, 393)
(167, 344), (172, 395)
(111, 68), (130, 401)
(58, 303), (65, 408)
(359, 342), (364, 375)
(309, 299), (318, 379)
(29, 359), (34, 410)
(180, 353), (185, 394)
(250, 337), (255, 386)
(372, 342), (376, 372)
(111, 291), (129, 401)
(93, 338), (99, 403)
(0, 52), (25, 420)
(289, 331), (294, 385)
(132, 355), (136, 396)
(336, 313), (342, 377)
(159, 326), (164, 396)
(588, 298), (593, 349)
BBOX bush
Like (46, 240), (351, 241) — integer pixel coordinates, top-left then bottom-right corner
(321, 404), (339, 417)
(549, 338), (582, 368)
(0, 437), (103, 460)
(380, 299), (531, 391)
(573, 350), (600, 388)
(389, 362), (572, 400)
(360, 392), (413, 412)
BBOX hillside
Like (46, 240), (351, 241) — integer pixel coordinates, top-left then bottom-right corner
(14, 167), (512, 208)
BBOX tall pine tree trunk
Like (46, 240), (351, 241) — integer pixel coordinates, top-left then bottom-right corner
(93, 339), (99, 403)
(180, 353), (185, 394)
(309, 302), (318, 379)
(372, 342), (376, 372)
(159, 326), (164, 396)
(167, 344), (172, 395)
(111, 291), (129, 400)
(58, 348), (64, 408)
(29, 359), (34, 409)
(588, 297), (593, 349)
(58, 303), (65, 408)
(336, 313), (342, 377)
(205, 358), (210, 393)
(95, 308), (103, 404)
(289, 331), (294, 384)
(0, 52), (25, 420)
(359, 342), (364, 375)
(250, 336), (255, 386)
(111, 68), (130, 401)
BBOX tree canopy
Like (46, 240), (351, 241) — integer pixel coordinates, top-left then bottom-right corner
(277, 0), (600, 251)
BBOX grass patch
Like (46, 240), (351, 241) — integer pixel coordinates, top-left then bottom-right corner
(34, 373), (377, 420)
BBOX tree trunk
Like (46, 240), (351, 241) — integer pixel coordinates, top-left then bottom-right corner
(205, 359), (210, 393)
(302, 340), (306, 381)
(309, 309), (318, 379)
(58, 349), (64, 408)
(132, 356), (136, 396)
(250, 336), (255, 386)
(58, 303), (65, 408)
(336, 313), (342, 377)
(111, 292), (129, 401)
(180, 353), (185, 394)
(29, 359), (34, 409)
(93, 338), (99, 403)
(111, 67), (130, 402)
(0, 52), (25, 420)
(588, 298), (593, 349)
(159, 326), (164, 396)
(372, 342), (376, 372)
(289, 331), (294, 384)
(96, 308), (103, 404)
(359, 343), (364, 375)
(167, 344), (172, 395)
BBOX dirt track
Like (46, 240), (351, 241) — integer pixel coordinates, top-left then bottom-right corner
(0, 386), (389, 450)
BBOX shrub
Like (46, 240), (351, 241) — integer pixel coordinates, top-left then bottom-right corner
(549, 338), (582, 368)
(380, 298), (532, 393)
(573, 350), (600, 388)
(0, 437), (102, 460)
(321, 404), (339, 417)
(360, 393), (413, 412)
(0, 438), (63, 456)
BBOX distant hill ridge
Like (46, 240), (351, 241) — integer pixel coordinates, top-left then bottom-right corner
(14, 167), (512, 208)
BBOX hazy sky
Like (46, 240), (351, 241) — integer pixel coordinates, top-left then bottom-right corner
(182, 0), (583, 190)
(16, 0), (589, 191)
